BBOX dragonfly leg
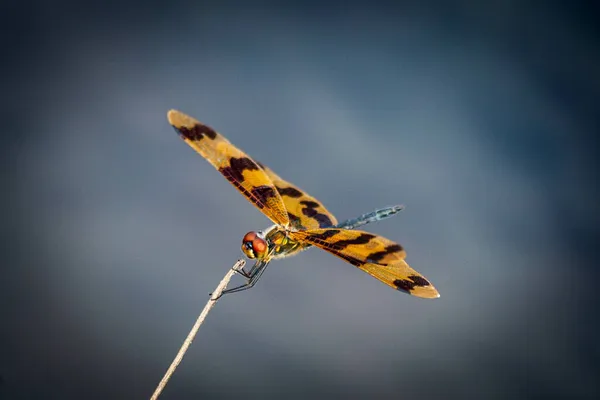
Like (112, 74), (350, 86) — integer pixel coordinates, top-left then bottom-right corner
(212, 260), (270, 299)
(234, 265), (251, 279)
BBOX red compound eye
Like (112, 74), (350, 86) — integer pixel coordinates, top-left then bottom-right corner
(241, 231), (267, 259)
(243, 232), (257, 243)
(252, 237), (267, 255)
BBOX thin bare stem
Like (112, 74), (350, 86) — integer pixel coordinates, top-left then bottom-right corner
(150, 259), (246, 400)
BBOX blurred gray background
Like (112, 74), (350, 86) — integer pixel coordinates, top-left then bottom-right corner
(1, 1), (599, 399)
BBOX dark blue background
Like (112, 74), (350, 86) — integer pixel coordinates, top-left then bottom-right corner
(1, 1), (599, 398)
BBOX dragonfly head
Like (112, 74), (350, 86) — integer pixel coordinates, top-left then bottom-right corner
(241, 231), (268, 260)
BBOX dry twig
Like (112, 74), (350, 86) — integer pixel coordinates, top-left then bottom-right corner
(150, 259), (246, 400)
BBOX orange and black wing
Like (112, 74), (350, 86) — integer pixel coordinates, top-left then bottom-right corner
(289, 228), (439, 298)
(168, 110), (289, 227)
(255, 161), (338, 230)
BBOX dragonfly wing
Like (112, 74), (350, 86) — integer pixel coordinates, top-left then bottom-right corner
(289, 228), (439, 298)
(168, 110), (290, 227)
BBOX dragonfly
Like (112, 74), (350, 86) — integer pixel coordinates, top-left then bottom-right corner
(167, 110), (439, 299)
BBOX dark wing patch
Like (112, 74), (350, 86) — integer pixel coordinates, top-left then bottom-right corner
(276, 186), (303, 198)
(393, 275), (432, 293)
(178, 123), (217, 141)
(331, 232), (377, 249)
(361, 261), (439, 298)
(300, 200), (334, 228)
(220, 157), (259, 182)
(366, 244), (404, 263)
